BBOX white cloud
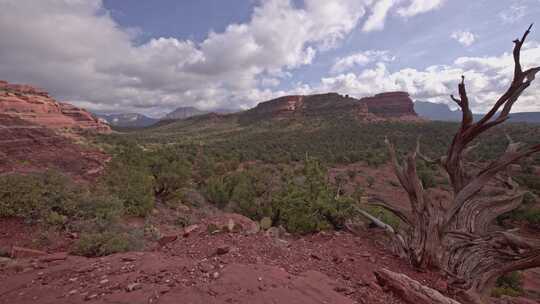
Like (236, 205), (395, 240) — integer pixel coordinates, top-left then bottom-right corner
(499, 5), (527, 24)
(0, 0), (366, 115)
(307, 42), (540, 113)
(331, 50), (395, 73)
(397, 0), (446, 17)
(362, 0), (445, 32)
(362, 0), (399, 32)
(451, 30), (477, 47)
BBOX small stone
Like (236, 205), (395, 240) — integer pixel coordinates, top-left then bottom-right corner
(226, 219), (235, 232)
(158, 234), (178, 246)
(212, 272), (220, 279)
(126, 283), (142, 292)
(183, 225), (199, 237)
(68, 289), (78, 296)
(85, 294), (98, 301)
(215, 246), (230, 256)
(310, 253), (322, 260)
(199, 262), (215, 273)
(99, 279), (109, 285)
(121, 256), (137, 262)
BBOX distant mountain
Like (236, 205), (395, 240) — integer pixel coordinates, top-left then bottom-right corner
(96, 113), (159, 128)
(414, 101), (461, 121)
(414, 101), (540, 124)
(506, 112), (540, 124)
(164, 107), (209, 120)
(163, 106), (239, 121)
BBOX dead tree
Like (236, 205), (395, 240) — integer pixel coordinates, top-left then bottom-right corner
(372, 25), (540, 304)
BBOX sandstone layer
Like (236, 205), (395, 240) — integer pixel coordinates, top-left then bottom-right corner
(0, 80), (110, 134)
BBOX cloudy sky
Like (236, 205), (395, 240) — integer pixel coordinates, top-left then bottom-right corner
(1, 0), (540, 117)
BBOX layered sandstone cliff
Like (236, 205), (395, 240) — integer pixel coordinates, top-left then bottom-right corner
(0, 114), (108, 179)
(0, 80), (110, 134)
(243, 91), (419, 122)
(359, 92), (417, 119)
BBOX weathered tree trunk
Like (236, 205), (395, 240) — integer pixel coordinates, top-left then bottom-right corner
(365, 25), (540, 304)
(375, 268), (461, 304)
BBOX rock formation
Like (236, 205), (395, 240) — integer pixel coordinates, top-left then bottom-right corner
(360, 92), (418, 120)
(0, 114), (109, 179)
(0, 80), (110, 134)
(242, 91), (420, 123)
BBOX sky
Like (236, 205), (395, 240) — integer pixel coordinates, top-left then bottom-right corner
(1, 0), (540, 117)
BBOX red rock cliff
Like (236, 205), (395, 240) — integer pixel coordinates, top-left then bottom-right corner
(0, 80), (110, 134)
(244, 91), (419, 122)
(359, 91), (417, 119)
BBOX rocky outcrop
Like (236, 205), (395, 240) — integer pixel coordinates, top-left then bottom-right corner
(242, 91), (420, 123)
(360, 92), (418, 119)
(0, 113), (109, 179)
(0, 80), (110, 134)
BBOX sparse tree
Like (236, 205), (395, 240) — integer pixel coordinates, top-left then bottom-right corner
(370, 25), (540, 304)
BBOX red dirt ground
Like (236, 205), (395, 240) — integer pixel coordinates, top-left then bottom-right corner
(0, 214), (447, 304)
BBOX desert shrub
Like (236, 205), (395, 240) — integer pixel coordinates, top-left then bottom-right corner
(205, 176), (231, 208)
(74, 189), (124, 230)
(0, 171), (132, 254)
(0, 171), (81, 224)
(515, 173), (540, 196)
(101, 143), (155, 216)
(522, 191), (536, 205)
(271, 158), (355, 234)
(73, 230), (143, 257)
(149, 147), (192, 201)
(498, 204), (540, 229)
(492, 272), (523, 298)
(522, 208), (540, 228)
(417, 161), (437, 189)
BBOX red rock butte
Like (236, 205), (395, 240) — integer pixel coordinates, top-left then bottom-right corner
(0, 80), (111, 134)
(244, 91), (420, 122)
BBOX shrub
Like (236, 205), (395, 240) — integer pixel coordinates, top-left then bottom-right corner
(205, 176), (231, 208)
(149, 147), (192, 200)
(492, 272), (523, 298)
(101, 144), (155, 216)
(417, 161), (437, 189)
(73, 230), (143, 257)
(271, 158), (355, 234)
(0, 171), (81, 224)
